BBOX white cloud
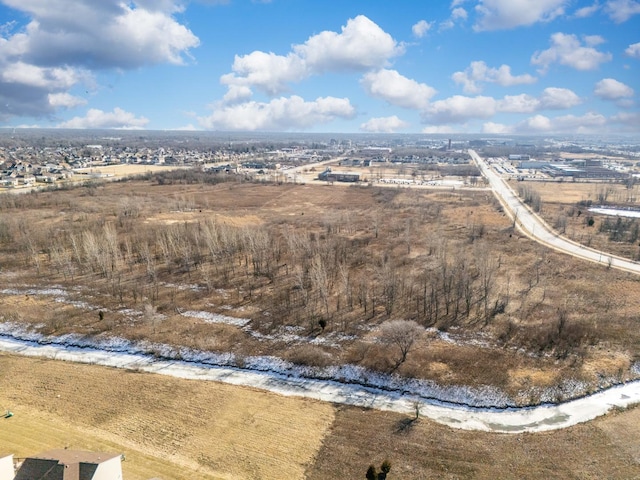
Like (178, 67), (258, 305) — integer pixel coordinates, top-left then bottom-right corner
(538, 87), (582, 108)
(220, 51), (307, 96)
(424, 95), (497, 123)
(495, 87), (580, 113)
(1, 62), (84, 90)
(221, 15), (403, 96)
(0, 1), (199, 69)
(604, 0), (640, 22)
(531, 33), (612, 72)
(0, 0), (199, 120)
(452, 61), (536, 94)
(412, 20), (433, 38)
(423, 87), (580, 125)
(361, 69), (436, 109)
(516, 112), (608, 133)
(452, 7), (469, 20)
(474, 0), (567, 31)
(58, 107), (149, 129)
(626, 42), (640, 59)
(360, 115), (410, 133)
(496, 94), (540, 113)
(611, 111), (640, 129)
(294, 16), (403, 72)
(48, 92), (87, 108)
(594, 78), (635, 100)
(222, 85), (253, 105)
(573, 2), (601, 17)
(482, 122), (513, 133)
(422, 125), (460, 133)
(198, 95), (355, 131)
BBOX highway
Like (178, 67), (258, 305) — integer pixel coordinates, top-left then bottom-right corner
(469, 149), (640, 275)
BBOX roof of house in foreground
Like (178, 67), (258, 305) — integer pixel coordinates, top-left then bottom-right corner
(13, 449), (122, 480)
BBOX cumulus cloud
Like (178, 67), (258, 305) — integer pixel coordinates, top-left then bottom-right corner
(487, 112), (609, 134)
(531, 33), (612, 72)
(222, 16), (403, 96)
(611, 111), (640, 129)
(495, 87), (580, 113)
(422, 125), (460, 134)
(423, 87), (580, 124)
(1, 1), (199, 69)
(473, 0), (567, 31)
(58, 107), (149, 129)
(594, 78), (635, 100)
(198, 95), (355, 131)
(424, 95), (497, 123)
(412, 20), (433, 38)
(604, 0), (640, 22)
(482, 122), (513, 134)
(518, 112), (607, 133)
(538, 87), (582, 108)
(361, 69), (436, 109)
(0, 0), (200, 120)
(626, 42), (640, 59)
(360, 115), (410, 133)
(48, 92), (87, 108)
(452, 7), (469, 20)
(573, 2), (600, 17)
(452, 61), (536, 94)
(220, 52), (307, 96)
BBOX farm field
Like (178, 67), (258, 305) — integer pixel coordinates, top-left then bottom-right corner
(0, 354), (639, 479)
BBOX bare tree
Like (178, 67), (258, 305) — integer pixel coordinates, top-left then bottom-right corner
(377, 320), (422, 368)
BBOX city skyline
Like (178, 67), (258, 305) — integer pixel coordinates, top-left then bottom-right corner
(0, 0), (638, 134)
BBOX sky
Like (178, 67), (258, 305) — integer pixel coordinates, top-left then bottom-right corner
(0, 0), (638, 135)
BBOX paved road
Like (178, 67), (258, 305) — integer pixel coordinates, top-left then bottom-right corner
(469, 149), (640, 275)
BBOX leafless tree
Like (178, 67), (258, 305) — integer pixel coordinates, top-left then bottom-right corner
(376, 319), (422, 368)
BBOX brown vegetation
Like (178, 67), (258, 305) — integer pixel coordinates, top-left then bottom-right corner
(2, 354), (640, 480)
(1, 172), (640, 397)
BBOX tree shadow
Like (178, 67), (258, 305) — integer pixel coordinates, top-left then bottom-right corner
(394, 416), (418, 434)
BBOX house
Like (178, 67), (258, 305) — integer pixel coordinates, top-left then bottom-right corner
(13, 449), (123, 480)
(0, 455), (13, 480)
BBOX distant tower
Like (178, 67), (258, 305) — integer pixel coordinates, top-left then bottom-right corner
(448, 139), (452, 150)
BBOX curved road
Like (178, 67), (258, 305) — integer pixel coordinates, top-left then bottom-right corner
(469, 149), (640, 274)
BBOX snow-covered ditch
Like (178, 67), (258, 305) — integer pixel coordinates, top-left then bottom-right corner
(589, 206), (640, 218)
(0, 323), (639, 433)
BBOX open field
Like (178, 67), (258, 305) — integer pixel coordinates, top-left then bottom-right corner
(0, 354), (334, 480)
(1, 354), (639, 479)
(1, 172), (640, 401)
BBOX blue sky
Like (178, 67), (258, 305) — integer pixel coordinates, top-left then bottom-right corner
(0, 0), (638, 134)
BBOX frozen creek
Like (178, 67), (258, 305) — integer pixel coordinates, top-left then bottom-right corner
(1, 334), (639, 434)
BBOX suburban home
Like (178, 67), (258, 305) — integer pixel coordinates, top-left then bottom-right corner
(0, 455), (13, 480)
(12, 449), (123, 480)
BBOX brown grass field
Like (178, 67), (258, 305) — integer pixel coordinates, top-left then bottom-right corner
(1, 354), (639, 479)
(2, 173), (640, 477)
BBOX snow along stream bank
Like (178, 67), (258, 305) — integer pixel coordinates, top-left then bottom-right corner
(0, 330), (639, 434)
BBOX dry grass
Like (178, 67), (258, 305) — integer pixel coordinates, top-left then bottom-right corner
(0, 354), (334, 480)
(2, 354), (640, 479)
(2, 176), (640, 397)
(306, 403), (640, 479)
